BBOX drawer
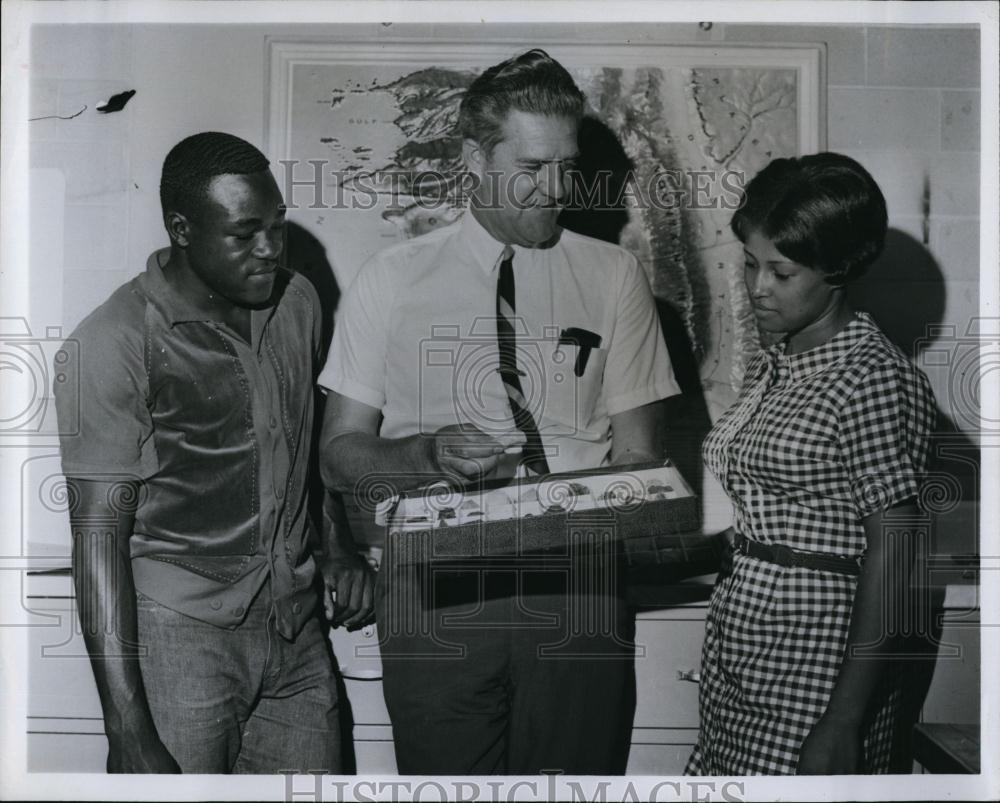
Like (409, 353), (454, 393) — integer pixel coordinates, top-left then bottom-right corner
(354, 740), (398, 774)
(330, 624), (391, 727)
(330, 623), (384, 682)
(27, 728), (107, 773)
(27, 603), (103, 720)
(352, 725), (398, 774)
(921, 606), (980, 725)
(626, 729), (697, 775)
(343, 677), (391, 728)
(633, 612), (707, 729)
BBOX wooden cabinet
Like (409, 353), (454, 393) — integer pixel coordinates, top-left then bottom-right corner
(913, 586), (981, 773)
(330, 624), (394, 773)
(627, 606), (707, 774)
(24, 571), (982, 776)
(326, 602), (711, 775)
(20, 575), (713, 776)
(24, 572), (108, 772)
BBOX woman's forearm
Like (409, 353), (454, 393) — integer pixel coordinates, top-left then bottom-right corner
(822, 506), (917, 722)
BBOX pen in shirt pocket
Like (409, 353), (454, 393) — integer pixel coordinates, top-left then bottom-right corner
(556, 327), (602, 377)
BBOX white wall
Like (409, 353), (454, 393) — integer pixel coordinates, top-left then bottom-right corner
(31, 23), (275, 327)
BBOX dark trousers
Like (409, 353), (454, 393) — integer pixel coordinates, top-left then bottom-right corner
(376, 538), (636, 775)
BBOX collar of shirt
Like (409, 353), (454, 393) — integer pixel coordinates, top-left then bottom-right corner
(144, 247), (277, 353)
(765, 311), (879, 382)
(460, 207), (543, 274)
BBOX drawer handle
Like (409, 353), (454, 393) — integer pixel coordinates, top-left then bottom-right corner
(677, 668), (701, 684)
(341, 667), (383, 681)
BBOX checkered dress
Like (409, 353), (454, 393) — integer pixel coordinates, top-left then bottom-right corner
(685, 313), (936, 775)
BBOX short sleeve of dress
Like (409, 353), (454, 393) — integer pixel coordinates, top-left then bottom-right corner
(839, 361), (936, 518)
(54, 317), (157, 480)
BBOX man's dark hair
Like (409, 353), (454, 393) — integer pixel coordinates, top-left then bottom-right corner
(159, 132), (270, 217)
(730, 151), (888, 284)
(458, 49), (585, 154)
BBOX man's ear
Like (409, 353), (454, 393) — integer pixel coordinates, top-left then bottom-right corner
(164, 210), (191, 248)
(462, 138), (486, 176)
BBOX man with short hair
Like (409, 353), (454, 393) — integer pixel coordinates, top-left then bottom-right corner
(55, 132), (367, 773)
(319, 50), (680, 774)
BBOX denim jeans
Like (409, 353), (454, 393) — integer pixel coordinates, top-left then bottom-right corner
(135, 585), (340, 774)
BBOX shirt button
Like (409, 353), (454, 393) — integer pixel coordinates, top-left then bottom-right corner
(292, 602), (302, 614)
(210, 600), (222, 611)
(233, 606), (245, 617)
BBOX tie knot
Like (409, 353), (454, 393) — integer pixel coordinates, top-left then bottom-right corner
(500, 245), (515, 264)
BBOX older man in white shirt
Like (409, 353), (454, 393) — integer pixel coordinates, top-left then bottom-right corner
(318, 49), (680, 775)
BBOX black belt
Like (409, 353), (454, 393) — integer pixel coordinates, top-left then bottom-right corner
(732, 532), (861, 576)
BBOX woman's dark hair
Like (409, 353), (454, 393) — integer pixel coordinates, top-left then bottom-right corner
(458, 49), (585, 155)
(730, 152), (888, 284)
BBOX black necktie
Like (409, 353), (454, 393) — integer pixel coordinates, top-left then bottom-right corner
(496, 247), (550, 475)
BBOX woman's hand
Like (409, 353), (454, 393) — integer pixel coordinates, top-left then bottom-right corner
(796, 714), (862, 775)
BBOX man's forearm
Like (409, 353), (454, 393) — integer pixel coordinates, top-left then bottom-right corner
(321, 430), (439, 495)
(65, 476), (178, 772)
(72, 530), (160, 744)
(608, 446), (663, 467)
(608, 400), (667, 467)
(321, 488), (366, 559)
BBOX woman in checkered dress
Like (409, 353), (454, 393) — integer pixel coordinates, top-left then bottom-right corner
(685, 153), (936, 775)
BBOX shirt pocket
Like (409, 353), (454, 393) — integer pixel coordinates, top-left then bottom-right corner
(535, 339), (607, 439)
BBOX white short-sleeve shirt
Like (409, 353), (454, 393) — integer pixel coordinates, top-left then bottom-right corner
(318, 211), (680, 474)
